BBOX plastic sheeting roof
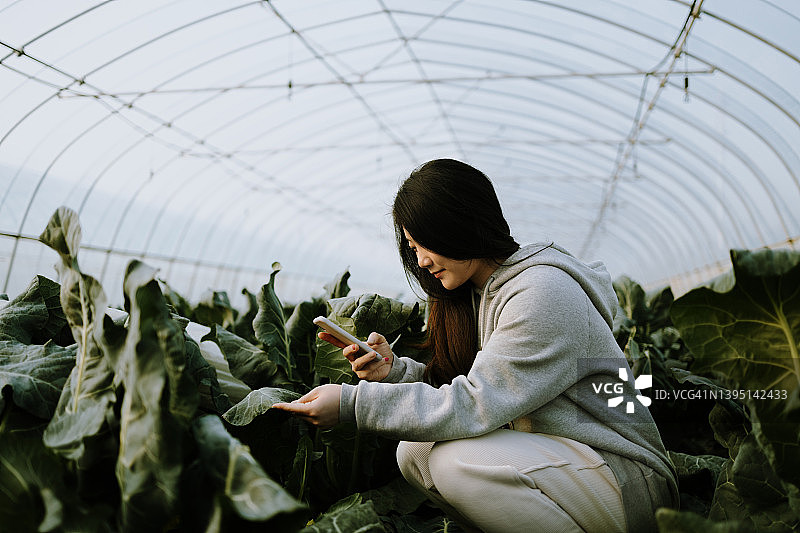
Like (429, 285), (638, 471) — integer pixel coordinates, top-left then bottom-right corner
(1, 0), (798, 306)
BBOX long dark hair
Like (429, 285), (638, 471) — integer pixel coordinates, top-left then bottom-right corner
(392, 159), (519, 386)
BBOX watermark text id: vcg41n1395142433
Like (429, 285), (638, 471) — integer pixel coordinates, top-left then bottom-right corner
(653, 388), (789, 401)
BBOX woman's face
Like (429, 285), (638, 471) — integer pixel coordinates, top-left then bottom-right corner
(403, 228), (495, 290)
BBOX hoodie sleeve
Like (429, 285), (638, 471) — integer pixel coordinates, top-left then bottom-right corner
(339, 266), (592, 441)
(380, 354), (426, 383)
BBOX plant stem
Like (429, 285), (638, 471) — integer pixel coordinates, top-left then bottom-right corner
(347, 430), (361, 494)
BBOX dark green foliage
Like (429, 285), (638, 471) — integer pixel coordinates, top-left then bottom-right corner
(6, 207), (795, 532)
(0, 208), (310, 532)
(301, 494), (385, 533)
(659, 248), (800, 532)
(0, 339), (75, 420)
(202, 324), (283, 390)
(192, 414), (307, 526)
(613, 276), (723, 457)
(0, 275), (69, 345)
(253, 262), (295, 380)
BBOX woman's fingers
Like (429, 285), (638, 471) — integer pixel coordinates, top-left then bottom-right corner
(272, 384), (341, 428)
(272, 389), (316, 414)
(367, 331), (386, 345)
(351, 351), (383, 371)
(271, 401), (308, 414)
(318, 331), (347, 348)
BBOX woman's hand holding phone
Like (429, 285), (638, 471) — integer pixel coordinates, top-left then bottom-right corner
(318, 330), (393, 382)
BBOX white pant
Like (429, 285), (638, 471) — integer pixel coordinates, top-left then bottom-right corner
(397, 430), (626, 533)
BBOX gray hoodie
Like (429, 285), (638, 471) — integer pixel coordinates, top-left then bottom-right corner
(340, 243), (679, 531)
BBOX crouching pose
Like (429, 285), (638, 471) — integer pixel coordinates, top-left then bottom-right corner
(274, 159), (679, 532)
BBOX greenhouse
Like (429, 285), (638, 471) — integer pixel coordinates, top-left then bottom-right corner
(1, 1), (798, 532)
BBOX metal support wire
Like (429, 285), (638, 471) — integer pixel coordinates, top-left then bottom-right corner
(579, 0), (705, 256)
(377, 0), (468, 160)
(264, 0), (419, 164)
(0, 230), (267, 277)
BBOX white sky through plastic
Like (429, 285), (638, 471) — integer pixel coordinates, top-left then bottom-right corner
(1, 0), (798, 307)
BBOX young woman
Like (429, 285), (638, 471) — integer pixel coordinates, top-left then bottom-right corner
(274, 159), (679, 532)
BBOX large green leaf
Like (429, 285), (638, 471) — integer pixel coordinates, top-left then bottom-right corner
(110, 260), (196, 531)
(360, 476), (427, 516)
(160, 280), (194, 319)
(194, 290), (236, 330)
(707, 402), (749, 459)
(746, 387), (800, 519)
(38, 207), (120, 462)
(671, 249), (800, 489)
(323, 270), (351, 301)
(183, 331), (233, 414)
(253, 263), (295, 380)
(0, 412), (113, 533)
(318, 421), (398, 498)
(0, 424), (68, 532)
(284, 270), (353, 388)
(342, 293), (419, 340)
(222, 387), (301, 426)
(0, 275), (68, 345)
(315, 316), (360, 385)
(286, 434), (320, 502)
(708, 438), (798, 532)
(671, 249), (800, 392)
(286, 297), (325, 350)
(202, 324), (280, 390)
(730, 434), (786, 510)
(0, 340), (76, 420)
(233, 287), (259, 343)
(669, 451), (727, 489)
(647, 285), (675, 331)
(614, 275), (649, 325)
(192, 414), (307, 524)
(300, 494), (384, 533)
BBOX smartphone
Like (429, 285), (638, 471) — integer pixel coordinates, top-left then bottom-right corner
(313, 316), (382, 361)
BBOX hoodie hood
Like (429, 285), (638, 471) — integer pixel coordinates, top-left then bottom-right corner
(485, 242), (619, 329)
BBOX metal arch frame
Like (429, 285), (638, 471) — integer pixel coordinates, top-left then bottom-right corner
(669, 0), (800, 69)
(524, 0), (800, 130)
(0, 67), (764, 290)
(6, 2), (799, 163)
(29, 64), (390, 287)
(265, 114), (708, 283)
(222, 99), (716, 284)
(477, 135), (740, 270)
(480, 137), (733, 262)
(376, 61), (789, 244)
(224, 38), (792, 246)
(444, 88), (768, 255)
(97, 29), (446, 268)
(61, 5), (792, 264)
(1, 108), (120, 291)
(472, 137), (720, 277)
(406, 87), (755, 248)
(404, 41), (800, 229)
(375, 0), (468, 161)
(78, 1), (796, 270)
(264, 1), (419, 164)
(513, 0), (800, 247)
(0, 0), (796, 296)
(379, 36), (800, 202)
(359, 4), (800, 247)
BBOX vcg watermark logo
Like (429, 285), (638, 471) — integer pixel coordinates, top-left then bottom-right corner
(592, 368), (652, 414)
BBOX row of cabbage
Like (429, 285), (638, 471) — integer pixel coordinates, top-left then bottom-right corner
(0, 207), (797, 532)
